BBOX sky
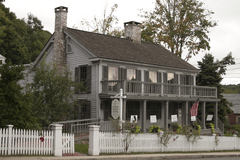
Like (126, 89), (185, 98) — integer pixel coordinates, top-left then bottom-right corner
(3, 0), (240, 85)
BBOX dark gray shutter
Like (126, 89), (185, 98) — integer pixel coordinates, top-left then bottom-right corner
(189, 75), (194, 85)
(102, 66), (108, 81)
(157, 72), (162, 83)
(121, 68), (127, 80)
(75, 67), (80, 94)
(163, 72), (167, 83)
(180, 75), (184, 84)
(174, 74), (178, 84)
(118, 67), (121, 80)
(144, 71), (149, 82)
(86, 66), (92, 93)
(136, 70), (141, 81)
(86, 101), (91, 119)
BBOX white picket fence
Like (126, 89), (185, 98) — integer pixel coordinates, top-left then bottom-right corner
(99, 132), (240, 154)
(0, 124), (74, 156)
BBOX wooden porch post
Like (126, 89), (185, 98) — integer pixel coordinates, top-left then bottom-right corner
(165, 101), (169, 131)
(201, 102), (206, 129)
(123, 99), (127, 121)
(143, 100), (147, 133)
(184, 101), (189, 126)
(214, 102), (218, 129)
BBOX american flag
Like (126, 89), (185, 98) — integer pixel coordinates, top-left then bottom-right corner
(190, 100), (199, 116)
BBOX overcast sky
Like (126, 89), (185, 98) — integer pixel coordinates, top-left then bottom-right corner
(3, 0), (240, 85)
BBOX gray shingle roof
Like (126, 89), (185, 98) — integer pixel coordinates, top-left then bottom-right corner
(222, 94), (240, 114)
(65, 28), (198, 71)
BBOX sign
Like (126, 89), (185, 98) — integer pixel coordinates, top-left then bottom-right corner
(190, 101), (199, 116)
(150, 115), (157, 123)
(206, 115), (213, 121)
(130, 115), (138, 123)
(191, 116), (196, 121)
(111, 99), (119, 119)
(171, 115), (178, 122)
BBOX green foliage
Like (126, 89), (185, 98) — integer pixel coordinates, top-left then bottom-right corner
(222, 84), (240, 94)
(0, 63), (39, 129)
(26, 61), (82, 127)
(140, 0), (217, 60)
(209, 123), (215, 134)
(197, 53), (235, 124)
(0, 3), (51, 64)
(149, 124), (161, 133)
(180, 125), (202, 143)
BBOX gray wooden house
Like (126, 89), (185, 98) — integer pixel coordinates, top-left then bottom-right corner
(33, 6), (222, 133)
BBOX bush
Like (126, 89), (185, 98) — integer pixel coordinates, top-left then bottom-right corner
(149, 125), (161, 133)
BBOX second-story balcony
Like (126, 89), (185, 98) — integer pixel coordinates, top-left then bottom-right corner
(101, 80), (217, 99)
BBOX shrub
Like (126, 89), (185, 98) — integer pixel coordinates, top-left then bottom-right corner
(149, 125), (161, 133)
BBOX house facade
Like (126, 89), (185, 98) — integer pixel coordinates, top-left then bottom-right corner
(223, 94), (240, 125)
(33, 6), (221, 133)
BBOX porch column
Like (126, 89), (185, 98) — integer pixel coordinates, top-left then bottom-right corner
(214, 102), (218, 129)
(201, 102), (206, 129)
(143, 100), (147, 133)
(123, 99), (127, 121)
(165, 101), (169, 131)
(184, 101), (189, 126)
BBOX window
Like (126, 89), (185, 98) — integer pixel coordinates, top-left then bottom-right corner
(167, 73), (174, 84)
(181, 75), (193, 85)
(102, 99), (112, 120)
(168, 102), (178, 119)
(67, 44), (73, 53)
(126, 101), (140, 120)
(149, 71), (157, 83)
(108, 67), (118, 80)
(75, 65), (91, 93)
(74, 100), (91, 119)
(127, 69), (136, 80)
(147, 101), (161, 120)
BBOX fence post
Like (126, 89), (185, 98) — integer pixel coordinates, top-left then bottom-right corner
(233, 134), (237, 150)
(7, 125), (13, 155)
(51, 124), (63, 156)
(88, 125), (100, 156)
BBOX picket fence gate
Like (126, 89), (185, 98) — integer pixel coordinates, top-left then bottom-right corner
(0, 125), (74, 156)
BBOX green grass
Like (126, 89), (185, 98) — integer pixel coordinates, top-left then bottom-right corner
(75, 144), (88, 155)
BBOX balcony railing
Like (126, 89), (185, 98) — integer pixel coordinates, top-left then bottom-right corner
(101, 80), (217, 98)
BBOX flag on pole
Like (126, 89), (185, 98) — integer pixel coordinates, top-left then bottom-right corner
(190, 99), (199, 116)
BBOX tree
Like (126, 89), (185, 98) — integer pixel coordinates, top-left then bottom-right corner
(0, 2), (51, 64)
(78, 4), (123, 37)
(26, 61), (83, 127)
(140, 0), (217, 60)
(196, 53), (235, 124)
(0, 63), (39, 129)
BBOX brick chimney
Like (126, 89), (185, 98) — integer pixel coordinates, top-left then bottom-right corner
(53, 6), (68, 68)
(124, 21), (141, 44)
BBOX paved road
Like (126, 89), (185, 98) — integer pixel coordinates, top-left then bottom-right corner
(179, 158), (240, 160)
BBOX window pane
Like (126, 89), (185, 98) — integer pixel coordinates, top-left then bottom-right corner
(127, 69), (136, 80)
(108, 67), (118, 80)
(149, 71), (157, 83)
(168, 73), (174, 84)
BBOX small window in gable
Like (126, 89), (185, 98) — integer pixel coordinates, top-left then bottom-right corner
(66, 44), (73, 54)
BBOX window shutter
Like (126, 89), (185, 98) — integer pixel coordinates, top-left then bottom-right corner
(86, 101), (91, 119)
(102, 66), (108, 81)
(174, 74), (178, 84)
(180, 75), (184, 84)
(75, 67), (80, 94)
(136, 70), (141, 81)
(86, 66), (92, 93)
(157, 72), (162, 83)
(163, 72), (167, 83)
(121, 68), (127, 80)
(144, 71), (149, 82)
(189, 75), (194, 85)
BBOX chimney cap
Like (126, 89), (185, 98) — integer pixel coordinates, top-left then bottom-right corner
(124, 21), (141, 26)
(55, 6), (68, 13)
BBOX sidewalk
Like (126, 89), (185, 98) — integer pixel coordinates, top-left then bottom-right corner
(1, 152), (240, 160)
